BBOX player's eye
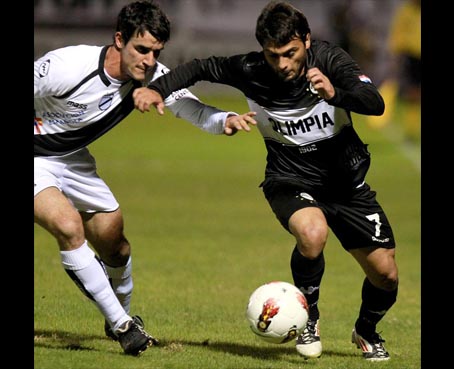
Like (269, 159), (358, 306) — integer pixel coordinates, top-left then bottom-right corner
(153, 49), (161, 59)
(136, 46), (150, 55)
(265, 52), (278, 59)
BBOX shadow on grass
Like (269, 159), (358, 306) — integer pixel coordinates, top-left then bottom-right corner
(34, 330), (357, 361)
(34, 329), (104, 352)
(157, 338), (358, 361)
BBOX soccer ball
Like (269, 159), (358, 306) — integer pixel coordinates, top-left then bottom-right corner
(245, 281), (309, 344)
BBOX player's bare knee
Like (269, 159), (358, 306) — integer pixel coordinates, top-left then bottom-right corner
(52, 216), (85, 249)
(296, 227), (327, 254)
(296, 233), (326, 260)
(377, 271), (398, 291)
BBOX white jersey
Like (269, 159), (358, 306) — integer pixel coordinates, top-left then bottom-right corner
(34, 44), (233, 156)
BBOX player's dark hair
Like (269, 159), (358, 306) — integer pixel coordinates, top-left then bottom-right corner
(255, 1), (310, 47)
(116, 0), (170, 45)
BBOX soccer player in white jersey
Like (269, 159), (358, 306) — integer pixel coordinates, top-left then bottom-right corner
(134, 1), (399, 361)
(34, 0), (256, 356)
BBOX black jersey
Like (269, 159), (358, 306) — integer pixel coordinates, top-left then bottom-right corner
(149, 40), (385, 194)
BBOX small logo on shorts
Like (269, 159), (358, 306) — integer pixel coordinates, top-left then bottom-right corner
(296, 192), (315, 203)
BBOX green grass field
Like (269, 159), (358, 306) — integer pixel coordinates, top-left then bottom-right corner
(34, 93), (421, 369)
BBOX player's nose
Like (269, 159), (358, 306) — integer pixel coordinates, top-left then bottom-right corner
(144, 52), (157, 68)
(278, 57), (288, 71)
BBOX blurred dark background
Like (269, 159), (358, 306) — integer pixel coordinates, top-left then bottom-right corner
(35, 0), (420, 143)
(35, 0), (405, 85)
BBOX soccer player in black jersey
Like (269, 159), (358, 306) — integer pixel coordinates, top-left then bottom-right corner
(34, 0), (256, 356)
(134, 0), (399, 361)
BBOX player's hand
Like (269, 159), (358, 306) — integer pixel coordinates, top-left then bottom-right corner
(306, 67), (335, 100)
(224, 112), (257, 136)
(133, 87), (165, 114)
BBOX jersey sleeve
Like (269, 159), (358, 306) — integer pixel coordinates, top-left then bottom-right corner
(150, 62), (237, 135)
(34, 48), (86, 98)
(148, 57), (235, 99)
(320, 44), (385, 116)
(168, 97), (237, 135)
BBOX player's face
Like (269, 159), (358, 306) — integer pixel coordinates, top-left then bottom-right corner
(263, 36), (310, 82)
(117, 30), (165, 82)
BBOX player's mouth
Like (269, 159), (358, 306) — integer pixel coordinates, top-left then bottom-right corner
(134, 67), (147, 78)
(279, 71), (294, 81)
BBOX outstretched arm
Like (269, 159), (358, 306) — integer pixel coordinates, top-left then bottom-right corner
(132, 87), (256, 136)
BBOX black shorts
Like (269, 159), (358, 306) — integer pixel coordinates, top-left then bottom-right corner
(260, 179), (395, 251)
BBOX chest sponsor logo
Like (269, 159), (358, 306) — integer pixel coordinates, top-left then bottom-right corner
(99, 93), (114, 111)
(269, 111), (334, 136)
(67, 100), (87, 110)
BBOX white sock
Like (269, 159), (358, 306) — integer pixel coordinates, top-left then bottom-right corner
(103, 256), (133, 314)
(60, 241), (131, 332)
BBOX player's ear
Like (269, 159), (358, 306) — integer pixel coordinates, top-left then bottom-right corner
(114, 32), (125, 49)
(304, 33), (311, 49)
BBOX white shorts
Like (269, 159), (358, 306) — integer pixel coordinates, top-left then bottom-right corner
(34, 148), (119, 213)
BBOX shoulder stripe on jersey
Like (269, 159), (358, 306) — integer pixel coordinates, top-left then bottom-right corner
(98, 46), (110, 86)
(55, 46), (110, 100)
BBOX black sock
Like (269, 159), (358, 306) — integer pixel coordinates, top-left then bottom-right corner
(290, 245), (325, 321)
(355, 277), (398, 335)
